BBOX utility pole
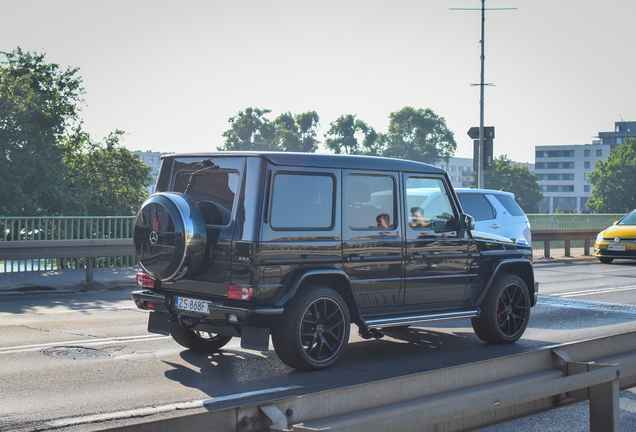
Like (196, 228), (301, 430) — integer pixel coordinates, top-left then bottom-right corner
(451, 1), (515, 189)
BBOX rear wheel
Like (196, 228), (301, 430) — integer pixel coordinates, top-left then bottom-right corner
(272, 286), (350, 371)
(472, 273), (530, 344)
(599, 257), (614, 264)
(170, 320), (232, 351)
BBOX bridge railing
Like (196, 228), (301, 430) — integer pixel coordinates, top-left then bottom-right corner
(0, 216), (136, 273)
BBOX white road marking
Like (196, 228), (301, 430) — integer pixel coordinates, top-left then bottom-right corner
(48, 386), (303, 427)
(0, 334), (169, 354)
(548, 285), (636, 298)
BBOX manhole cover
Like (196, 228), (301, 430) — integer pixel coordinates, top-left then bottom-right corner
(42, 346), (110, 360)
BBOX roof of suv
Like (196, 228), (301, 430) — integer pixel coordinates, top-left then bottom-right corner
(164, 152), (445, 174)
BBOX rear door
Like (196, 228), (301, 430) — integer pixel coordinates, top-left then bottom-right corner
(403, 175), (470, 305)
(342, 170), (404, 309)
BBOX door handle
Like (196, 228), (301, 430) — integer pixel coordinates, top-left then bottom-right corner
(346, 255), (362, 262)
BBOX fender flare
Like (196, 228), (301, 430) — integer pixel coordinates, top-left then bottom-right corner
(274, 267), (361, 318)
(472, 258), (536, 307)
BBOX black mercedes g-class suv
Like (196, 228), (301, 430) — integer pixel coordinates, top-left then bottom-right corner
(132, 152), (538, 370)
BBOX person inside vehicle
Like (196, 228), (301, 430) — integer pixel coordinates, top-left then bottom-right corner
(376, 213), (390, 228)
(410, 207), (428, 228)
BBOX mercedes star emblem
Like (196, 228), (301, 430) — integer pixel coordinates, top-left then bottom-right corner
(149, 231), (158, 245)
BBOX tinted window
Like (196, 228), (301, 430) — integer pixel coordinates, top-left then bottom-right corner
(493, 194), (525, 216)
(346, 174), (396, 229)
(457, 193), (495, 221)
(270, 173), (334, 229)
(406, 177), (455, 229)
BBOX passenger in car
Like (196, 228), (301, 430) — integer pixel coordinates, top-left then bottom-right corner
(410, 207), (428, 228)
(376, 213), (390, 228)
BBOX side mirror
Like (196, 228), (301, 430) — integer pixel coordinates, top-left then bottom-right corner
(460, 214), (475, 231)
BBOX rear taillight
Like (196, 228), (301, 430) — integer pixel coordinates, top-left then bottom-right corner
(228, 285), (253, 300)
(136, 273), (157, 288)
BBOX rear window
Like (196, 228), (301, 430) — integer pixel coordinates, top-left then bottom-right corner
(270, 173), (334, 230)
(457, 193), (495, 221)
(493, 194), (525, 216)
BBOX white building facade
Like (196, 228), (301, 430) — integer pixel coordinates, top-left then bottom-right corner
(534, 143), (610, 213)
(133, 150), (173, 194)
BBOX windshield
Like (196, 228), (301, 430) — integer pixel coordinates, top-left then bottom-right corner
(618, 210), (636, 225)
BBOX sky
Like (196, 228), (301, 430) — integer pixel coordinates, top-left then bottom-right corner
(2, 0), (635, 163)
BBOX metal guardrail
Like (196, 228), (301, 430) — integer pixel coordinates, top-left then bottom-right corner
(0, 239), (134, 282)
(532, 228), (601, 258)
(527, 214), (623, 229)
(0, 216), (135, 241)
(102, 330), (636, 432)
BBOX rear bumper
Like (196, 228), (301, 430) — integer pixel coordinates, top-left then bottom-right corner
(131, 290), (284, 328)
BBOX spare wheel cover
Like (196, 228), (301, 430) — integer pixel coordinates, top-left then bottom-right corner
(134, 192), (207, 281)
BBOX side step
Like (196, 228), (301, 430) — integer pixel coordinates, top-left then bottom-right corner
(362, 309), (480, 330)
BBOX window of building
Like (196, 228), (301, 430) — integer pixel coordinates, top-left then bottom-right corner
(584, 185), (590, 192)
(596, 149), (603, 157)
(535, 162), (575, 169)
(148, 155), (154, 164)
(617, 137), (623, 145)
(535, 150), (575, 158)
(584, 161), (590, 169)
(584, 149), (591, 157)
(541, 185), (575, 192)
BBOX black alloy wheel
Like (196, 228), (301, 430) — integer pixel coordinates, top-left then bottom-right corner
(273, 286), (350, 371)
(472, 273), (530, 344)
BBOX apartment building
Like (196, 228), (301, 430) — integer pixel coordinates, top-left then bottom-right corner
(535, 143), (610, 213)
(431, 157), (475, 189)
(133, 150), (173, 193)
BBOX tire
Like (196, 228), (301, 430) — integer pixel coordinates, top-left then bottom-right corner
(170, 320), (232, 352)
(272, 286), (350, 371)
(599, 257), (614, 264)
(134, 192), (207, 281)
(472, 273), (530, 344)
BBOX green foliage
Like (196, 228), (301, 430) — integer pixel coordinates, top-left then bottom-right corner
(381, 107), (456, 164)
(586, 138), (636, 213)
(0, 47), (84, 215)
(472, 155), (543, 213)
(219, 108), (320, 152)
(0, 47), (151, 216)
(324, 114), (381, 156)
(62, 128), (152, 216)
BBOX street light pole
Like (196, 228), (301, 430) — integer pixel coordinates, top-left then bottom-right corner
(478, 0), (486, 189)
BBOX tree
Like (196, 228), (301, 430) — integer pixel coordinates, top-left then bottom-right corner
(324, 114), (381, 156)
(586, 138), (636, 213)
(0, 47), (84, 215)
(381, 107), (456, 164)
(273, 111), (320, 152)
(219, 108), (321, 152)
(472, 155), (543, 213)
(62, 128), (152, 216)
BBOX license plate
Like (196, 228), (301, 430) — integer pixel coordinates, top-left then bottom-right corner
(607, 244), (626, 251)
(175, 296), (209, 314)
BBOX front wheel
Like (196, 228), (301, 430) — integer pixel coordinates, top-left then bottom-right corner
(599, 257), (614, 264)
(472, 273), (530, 344)
(170, 320), (233, 351)
(272, 286), (350, 371)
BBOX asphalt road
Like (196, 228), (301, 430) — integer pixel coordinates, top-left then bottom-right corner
(1, 259), (636, 431)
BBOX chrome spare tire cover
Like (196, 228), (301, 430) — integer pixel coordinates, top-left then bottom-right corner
(133, 192), (207, 281)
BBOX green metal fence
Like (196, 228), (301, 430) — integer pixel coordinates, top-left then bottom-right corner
(527, 214), (622, 251)
(0, 216), (136, 273)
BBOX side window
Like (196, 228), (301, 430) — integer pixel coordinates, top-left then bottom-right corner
(270, 173), (334, 230)
(346, 174), (396, 229)
(492, 194), (525, 216)
(457, 193), (495, 221)
(406, 177), (455, 229)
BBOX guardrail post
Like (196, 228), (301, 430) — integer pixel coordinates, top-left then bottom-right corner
(589, 364), (620, 432)
(584, 239), (591, 256)
(564, 240), (571, 257)
(543, 240), (551, 258)
(85, 257), (94, 283)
